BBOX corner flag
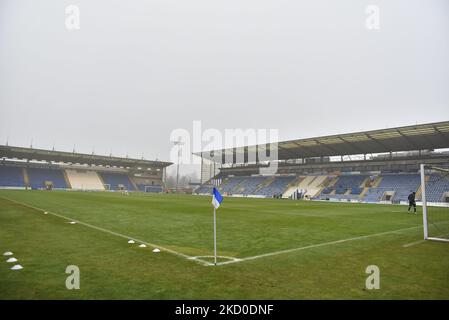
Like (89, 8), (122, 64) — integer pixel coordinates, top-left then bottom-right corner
(211, 187), (223, 266)
(212, 187), (223, 209)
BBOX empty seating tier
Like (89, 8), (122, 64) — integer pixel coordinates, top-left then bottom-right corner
(234, 176), (268, 195)
(365, 174), (421, 203)
(319, 175), (367, 200)
(256, 176), (297, 197)
(27, 167), (68, 189)
(219, 177), (246, 193)
(65, 169), (105, 191)
(98, 172), (135, 191)
(0, 165), (25, 188)
(425, 174), (449, 202)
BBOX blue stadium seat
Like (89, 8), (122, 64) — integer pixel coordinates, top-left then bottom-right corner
(27, 167), (68, 189)
(364, 174), (420, 203)
(255, 176), (296, 197)
(318, 175), (367, 200)
(425, 173), (449, 202)
(0, 165), (25, 187)
(219, 177), (246, 193)
(234, 176), (267, 195)
(99, 172), (135, 191)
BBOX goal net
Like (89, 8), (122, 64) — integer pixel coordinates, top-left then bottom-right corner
(420, 164), (449, 242)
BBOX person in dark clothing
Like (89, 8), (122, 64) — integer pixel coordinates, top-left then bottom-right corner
(407, 192), (416, 214)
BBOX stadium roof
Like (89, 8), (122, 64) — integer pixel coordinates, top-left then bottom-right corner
(195, 121), (449, 164)
(0, 145), (172, 168)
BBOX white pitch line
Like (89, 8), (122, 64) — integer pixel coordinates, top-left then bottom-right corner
(403, 232), (449, 248)
(0, 196), (213, 266)
(216, 225), (422, 266)
(402, 239), (425, 248)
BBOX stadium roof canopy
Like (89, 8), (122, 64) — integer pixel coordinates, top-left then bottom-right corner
(0, 145), (172, 168)
(195, 121), (449, 164)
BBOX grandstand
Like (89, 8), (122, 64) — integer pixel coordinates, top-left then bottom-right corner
(195, 121), (449, 205)
(0, 145), (172, 192)
(1, 122), (449, 204)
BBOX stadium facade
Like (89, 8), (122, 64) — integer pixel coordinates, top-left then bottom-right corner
(195, 121), (449, 205)
(0, 145), (172, 192)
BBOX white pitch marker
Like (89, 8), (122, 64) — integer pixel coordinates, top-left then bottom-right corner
(139, 244), (147, 248)
(11, 264), (23, 270)
(152, 248), (161, 253)
(128, 240), (135, 244)
(3, 251), (13, 256)
(44, 211), (48, 215)
(69, 221), (76, 224)
(6, 257), (18, 263)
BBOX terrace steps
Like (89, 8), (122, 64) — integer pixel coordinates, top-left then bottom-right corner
(372, 176), (383, 188)
(63, 170), (72, 189)
(360, 176), (371, 188)
(22, 168), (29, 188)
(129, 177), (139, 191)
(304, 175), (328, 198)
(97, 172), (107, 189)
(282, 176), (305, 198)
(359, 187), (369, 198)
(327, 176), (339, 188)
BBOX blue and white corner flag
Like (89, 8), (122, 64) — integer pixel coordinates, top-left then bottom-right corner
(212, 187), (223, 209)
(211, 187), (223, 266)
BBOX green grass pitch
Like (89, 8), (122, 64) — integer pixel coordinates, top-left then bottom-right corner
(0, 189), (448, 299)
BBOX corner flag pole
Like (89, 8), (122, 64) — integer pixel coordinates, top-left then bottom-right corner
(211, 187), (222, 266)
(213, 206), (217, 266)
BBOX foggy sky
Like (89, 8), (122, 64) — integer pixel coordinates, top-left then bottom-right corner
(1, 0), (448, 176)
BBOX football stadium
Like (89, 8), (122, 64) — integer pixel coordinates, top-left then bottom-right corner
(1, 121), (449, 299)
(1, 0), (449, 310)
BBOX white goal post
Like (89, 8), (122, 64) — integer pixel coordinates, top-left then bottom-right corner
(420, 164), (449, 243)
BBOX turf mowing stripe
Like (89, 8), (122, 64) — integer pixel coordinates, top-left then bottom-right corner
(216, 225), (423, 266)
(0, 196), (214, 266)
(257, 209), (419, 227)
